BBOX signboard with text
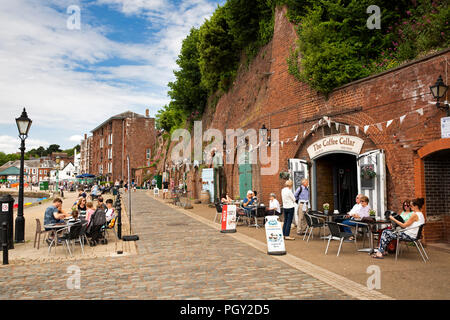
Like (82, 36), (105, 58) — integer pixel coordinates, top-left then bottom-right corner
(441, 117), (450, 138)
(265, 215), (286, 255)
(221, 205), (237, 233)
(307, 135), (364, 159)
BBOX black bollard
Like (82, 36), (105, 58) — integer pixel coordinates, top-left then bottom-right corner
(116, 202), (122, 240)
(2, 222), (8, 265)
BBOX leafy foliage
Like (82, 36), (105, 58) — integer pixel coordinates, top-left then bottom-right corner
(287, 0), (449, 94)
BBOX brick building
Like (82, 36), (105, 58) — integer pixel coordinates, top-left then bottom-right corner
(80, 134), (93, 175)
(164, 7), (450, 244)
(87, 110), (156, 183)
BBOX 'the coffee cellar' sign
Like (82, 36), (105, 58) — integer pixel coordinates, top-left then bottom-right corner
(307, 135), (364, 159)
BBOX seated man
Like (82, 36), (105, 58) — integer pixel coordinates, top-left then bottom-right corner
(267, 193), (281, 215)
(105, 199), (115, 222)
(340, 195), (371, 239)
(335, 194), (363, 223)
(44, 198), (69, 242)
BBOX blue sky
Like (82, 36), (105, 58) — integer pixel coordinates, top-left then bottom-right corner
(0, 0), (225, 154)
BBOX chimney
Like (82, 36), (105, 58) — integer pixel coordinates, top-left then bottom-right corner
(145, 109), (149, 118)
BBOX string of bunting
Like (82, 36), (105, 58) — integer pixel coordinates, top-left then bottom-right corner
(169, 105), (430, 170)
(221, 105), (429, 153)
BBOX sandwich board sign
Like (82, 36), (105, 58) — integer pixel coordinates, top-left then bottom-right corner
(153, 187), (159, 196)
(265, 215), (286, 255)
(221, 205), (237, 233)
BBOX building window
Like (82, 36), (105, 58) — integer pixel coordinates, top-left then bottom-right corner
(108, 162), (112, 174)
(146, 148), (151, 159)
(109, 133), (113, 145)
(100, 139), (104, 148)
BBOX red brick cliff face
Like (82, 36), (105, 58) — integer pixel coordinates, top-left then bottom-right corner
(160, 6), (449, 242)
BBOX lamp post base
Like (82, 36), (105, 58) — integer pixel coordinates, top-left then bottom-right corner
(14, 215), (25, 243)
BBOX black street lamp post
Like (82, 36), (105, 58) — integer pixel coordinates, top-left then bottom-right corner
(15, 108), (32, 243)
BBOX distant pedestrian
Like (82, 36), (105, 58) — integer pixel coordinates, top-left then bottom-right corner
(281, 180), (296, 240)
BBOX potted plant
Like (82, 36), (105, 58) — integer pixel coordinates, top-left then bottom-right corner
(279, 172), (290, 180)
(323, 203), (330, 214)
(369, 209), (376, 217)
(361, 165), (377, 179)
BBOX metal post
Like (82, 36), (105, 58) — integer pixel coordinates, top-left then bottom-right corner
(15, 139), (25, 243)
(116, 198), (122, 239)
(127, 156), (131, 234)
(2, 222), (8, 265)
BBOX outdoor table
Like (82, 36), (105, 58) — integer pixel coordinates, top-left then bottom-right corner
(311, 212), (348, 239)
(350, 219), (392, 254)
(246, 205), (265, 228)
(44, 220), (80, 253)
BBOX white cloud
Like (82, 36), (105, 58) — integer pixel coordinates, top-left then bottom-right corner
(0, 135), (50, 155)
(69, 135), (84, 143)
(0, 0), (220, 153)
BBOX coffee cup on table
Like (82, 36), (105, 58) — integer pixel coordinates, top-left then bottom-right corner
(333, 210), (339, 214)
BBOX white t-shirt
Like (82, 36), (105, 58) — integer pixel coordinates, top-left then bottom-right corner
(106, 208), (115, 222)
(349, 203), (362, 214)
(404, 211), (425, 239)
(269, 199), (281, 213)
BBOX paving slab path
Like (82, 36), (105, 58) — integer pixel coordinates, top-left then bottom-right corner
(0, 190), (372, 300)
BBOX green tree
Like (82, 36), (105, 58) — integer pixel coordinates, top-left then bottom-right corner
(168, 28), (208, 116)
(198, 5), (239, 94)
(46, 144), (62, 155)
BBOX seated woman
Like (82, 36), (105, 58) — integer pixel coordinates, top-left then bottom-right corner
(373, 198), (425, 259)
(221, 192), (233, 205)
(76, 197), (87, 213)
(340, 195), (371, 239)
(267, 193), (281, 215)
(400, 199), (413, 222)
(85, 202), (95, 223)
(242, 190), (256, 216)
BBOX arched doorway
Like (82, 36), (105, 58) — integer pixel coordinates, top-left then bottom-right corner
(416, 138), (450, 243)
(315, 153), (358, 214)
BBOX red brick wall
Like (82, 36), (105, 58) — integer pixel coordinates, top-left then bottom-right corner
(159, 6), (450, 241)
(90, 116), (156, 183)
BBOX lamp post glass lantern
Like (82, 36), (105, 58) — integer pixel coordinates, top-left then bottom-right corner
(15, 108), (32, 243)
(430, 75), (450, 116)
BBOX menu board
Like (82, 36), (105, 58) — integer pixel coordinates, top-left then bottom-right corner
(265, 215), (286, 255)
(220, 205), (237, 233)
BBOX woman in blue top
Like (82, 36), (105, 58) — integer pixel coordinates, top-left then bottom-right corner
(242, 190), (256, 216)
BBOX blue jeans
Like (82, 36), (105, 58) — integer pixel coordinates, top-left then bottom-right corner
(283, 207), (295, 236)
(341, 219), (357, 234)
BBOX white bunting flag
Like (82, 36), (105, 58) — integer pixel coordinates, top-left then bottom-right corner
(376, 123), (383, 131)
(281, 141), (284, 148)
(303, 130), (307, 137)
(364, 125), (370, 134)
(416, 108), (424, 116)
(286, 138), (290, 143)
(345, 125), (350, 134)
(399, 115), (406, 124)
(294, 135), (298, 142)
(355, 126), (359, 135)
(386, 120), (393, 128)
(335, 122), (340, 131)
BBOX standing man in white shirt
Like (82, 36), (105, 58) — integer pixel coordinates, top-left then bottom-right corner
(281, 180), (296, 240)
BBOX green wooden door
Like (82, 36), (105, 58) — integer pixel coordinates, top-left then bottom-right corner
(239, 163), (252, 200)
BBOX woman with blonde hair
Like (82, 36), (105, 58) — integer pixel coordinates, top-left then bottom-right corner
(281, 180), (296, 240)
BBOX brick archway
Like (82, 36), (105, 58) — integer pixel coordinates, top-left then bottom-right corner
(414, 138), (450, 243)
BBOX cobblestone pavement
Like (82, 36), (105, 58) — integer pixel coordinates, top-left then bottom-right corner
(0, 191), (353, 300)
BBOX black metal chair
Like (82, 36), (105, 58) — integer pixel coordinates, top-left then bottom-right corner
(325, 222), (357, 256)
(303, 213), (326, 242)
(395, 224), (429, 263)
(58, 222), (84, 257)
(214, 202), (222, 223)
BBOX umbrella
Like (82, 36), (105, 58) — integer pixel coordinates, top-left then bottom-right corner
(76, 173), (95, 178)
